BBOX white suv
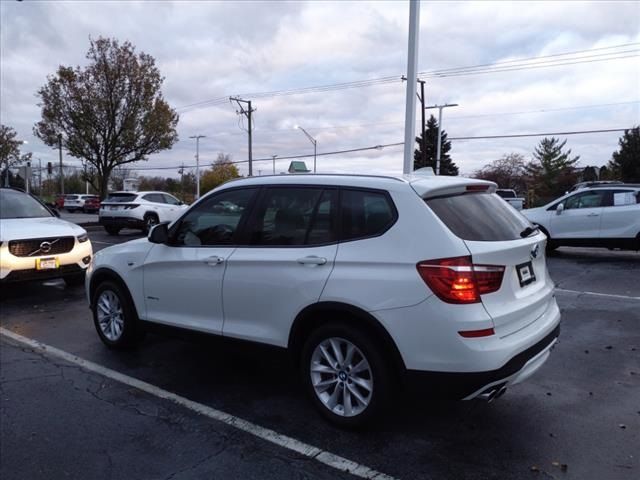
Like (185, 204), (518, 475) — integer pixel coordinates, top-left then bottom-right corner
(87, 174), (561, 427)
(1, 188), (93, 285)
(99, 191), (188, 235)
(522, 185), (640, 251)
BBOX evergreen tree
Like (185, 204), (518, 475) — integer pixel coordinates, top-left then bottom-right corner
(608, 126), (640, 182)
(526, 137), (580, 201)
(413, 115), (458, 175)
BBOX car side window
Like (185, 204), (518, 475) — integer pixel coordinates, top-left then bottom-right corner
(246, 187), (329, 246)
(162, 194), (181, 205)
(143, 193), (164, 204)
(602, 189), (638, 207)
(564, 191), (605, 209)
(171, 188), (256, 246)
(341, 189), (395, 241)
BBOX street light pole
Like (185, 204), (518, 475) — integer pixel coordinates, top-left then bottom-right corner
(295, 126), (317, 173)
(57, 134), (64, 194)
(189, 135), (206, 199)
(402, 0), (421, 175)
(424, 103), (458, 175)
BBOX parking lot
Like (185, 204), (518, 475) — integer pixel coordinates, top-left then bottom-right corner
(1, 228), (638, 480)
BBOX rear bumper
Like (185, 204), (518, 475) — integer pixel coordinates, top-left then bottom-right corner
(404, 324), (560, 399)
(99, 216), (145, 229)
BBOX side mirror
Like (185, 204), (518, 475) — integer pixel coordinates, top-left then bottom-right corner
(148, 222), (169, 244)
(556, 203), (564, 215)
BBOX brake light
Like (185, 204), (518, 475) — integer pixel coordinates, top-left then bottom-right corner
(416, 256), (504, 304)
(466, 184), (490, 192)
(123, 204), (139, 210)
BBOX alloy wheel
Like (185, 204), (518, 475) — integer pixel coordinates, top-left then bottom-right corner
(96, 290), (125, 341)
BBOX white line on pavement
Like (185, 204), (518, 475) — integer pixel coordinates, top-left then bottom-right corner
(0, 327), (398, 480)
(91, 240), (117, 245)
(555, 288), (640, 301)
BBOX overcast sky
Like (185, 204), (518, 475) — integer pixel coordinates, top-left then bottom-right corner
(1, 0), (639, 179)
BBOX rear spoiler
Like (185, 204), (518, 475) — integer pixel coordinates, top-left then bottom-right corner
(412, 182), (497, 200)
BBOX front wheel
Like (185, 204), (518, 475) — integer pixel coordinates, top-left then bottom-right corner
(301, 323), (392, 428)
(92, 280), (142, 349)
(104, 226), (121, 236)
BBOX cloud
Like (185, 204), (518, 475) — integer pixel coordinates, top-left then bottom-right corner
(1, 0), (638, 182)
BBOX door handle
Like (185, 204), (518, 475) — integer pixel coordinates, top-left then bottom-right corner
(587, 213), (600, 217)
(297, 256), (327, 265)
(204, 255), (224, 265)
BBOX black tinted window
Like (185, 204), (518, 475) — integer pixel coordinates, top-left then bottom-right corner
(565, 191), (605, 209)
(247, 187), (326, 246)
(162, 194), (180, 205)
(173, 188), (256, 246)
(143, 193), (165, 203)
(105, 193), (137, 203)
(341, 189), (395, 241)
(306, 189), (338, 245)
(427, 193), (531, 241)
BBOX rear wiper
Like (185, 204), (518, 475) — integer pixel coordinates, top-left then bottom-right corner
(520, 226), (539, 238)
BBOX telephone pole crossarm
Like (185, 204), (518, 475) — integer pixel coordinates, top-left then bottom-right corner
(230, 96), (256, 176)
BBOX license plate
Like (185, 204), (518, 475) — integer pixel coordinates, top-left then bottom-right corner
(516, 261), (535, 287)
(36, 257), (59, 270)
(110, 206), (118, 211)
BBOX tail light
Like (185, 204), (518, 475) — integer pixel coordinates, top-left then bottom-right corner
(123, 204), (139, 210)
(416, 256), (504, 304)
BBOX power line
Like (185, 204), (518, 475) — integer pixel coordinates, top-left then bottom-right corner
(175, 43), (640, 112)
(448, 128), (629, 141)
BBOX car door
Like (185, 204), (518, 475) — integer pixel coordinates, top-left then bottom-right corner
(161, 193), (187, 222)
(599, 189), (640, 240)
(142, 188), (258, 333)
(142, 193), (170, 220)
(549, 190), (605, 239)
(222, 186), (339, 346)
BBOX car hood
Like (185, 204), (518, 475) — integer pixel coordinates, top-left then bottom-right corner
(0, 217), (87, 241)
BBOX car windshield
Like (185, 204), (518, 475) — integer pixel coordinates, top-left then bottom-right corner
(0, 189), (53, 219)
(105, 193), (137, 203)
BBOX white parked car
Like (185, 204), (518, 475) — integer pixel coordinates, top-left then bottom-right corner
(522, 185), (640, 251)
(0, 188), (93, 285)
(87, 174), (560, 427)
(99, 191), (188, 235)
(63, 194), (97, 213)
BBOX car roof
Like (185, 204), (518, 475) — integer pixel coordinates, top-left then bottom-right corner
(212, 173), (496, 198)
(108, 191), (172, 195)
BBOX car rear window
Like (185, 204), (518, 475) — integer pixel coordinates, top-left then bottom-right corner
(426, 192), (532, 241)
(105, 193), (137, 203)
(65, 195), (78, 200)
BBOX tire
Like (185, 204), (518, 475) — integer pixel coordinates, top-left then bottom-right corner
(92, 280), (142, 349)
(104, 226), (121, 236)
(300, 322), (392, 429)
(143, 213), (159, 234)
(63, 272), (85, 287)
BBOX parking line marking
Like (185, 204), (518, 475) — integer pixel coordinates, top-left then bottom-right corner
(556, 288), (640, 301)
(91, 240), (117, 245)
(0, 328), (398, 480)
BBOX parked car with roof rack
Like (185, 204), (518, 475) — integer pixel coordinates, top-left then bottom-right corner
(99, 191), (188, 235)
(523, 185), (640, 251)
(0, 188), (93, 285)
(87, 173), (560, 427)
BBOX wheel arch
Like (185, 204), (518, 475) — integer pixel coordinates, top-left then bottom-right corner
(89, 267), (141, 319)
(288, 301), (406, 375)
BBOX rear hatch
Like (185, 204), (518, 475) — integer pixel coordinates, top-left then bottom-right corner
(424, 185), (554, 337)
(100, 193), (138, 213)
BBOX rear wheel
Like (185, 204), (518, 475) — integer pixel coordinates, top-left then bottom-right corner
(92, 280), (142, 349)
(105, 226), (121, 236)
(143, 213), (159, 234)
(301, 322), (392, 428)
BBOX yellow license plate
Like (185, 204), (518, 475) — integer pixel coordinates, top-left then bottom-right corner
(36, 257), (59, 270)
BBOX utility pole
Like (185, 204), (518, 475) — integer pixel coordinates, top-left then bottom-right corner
(295, 126), (317, 173)
(417, 79), (427, 168)
(38, 158), (42, 194)
(189, 135), (206, 199)
(402, 0), (420, 175)
(230, 97), (256, 176)
(58, 134), (64, 195)
(425, 103), (458, 175)
(272, 155), (278, 175)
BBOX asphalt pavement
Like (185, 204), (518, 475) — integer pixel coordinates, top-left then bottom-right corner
(1, 230), (638, 480)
